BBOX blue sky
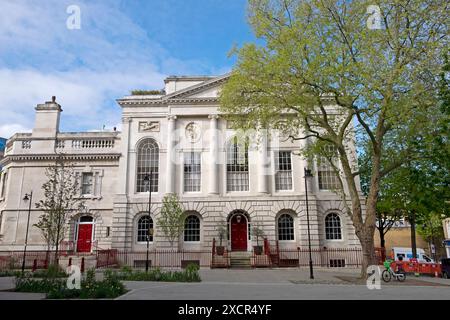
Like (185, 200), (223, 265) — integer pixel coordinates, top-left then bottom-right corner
(0, 0), (254, 137)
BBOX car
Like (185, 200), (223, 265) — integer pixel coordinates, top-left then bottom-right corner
(441, 258), (450, 279)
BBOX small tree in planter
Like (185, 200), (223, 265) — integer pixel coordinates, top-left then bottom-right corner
(215, 222), (228, 256)
(252, 223), (265, 255)
(157, 194), (184, 251)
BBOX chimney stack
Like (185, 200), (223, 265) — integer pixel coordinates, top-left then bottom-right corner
(32, 96), (62, 138)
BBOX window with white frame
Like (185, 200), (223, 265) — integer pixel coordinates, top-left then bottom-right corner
(137, 215), (153, 242)
(184, 152), (201, 192)
(81, 173), (94, 195)
(275, 151), (293, 190)
(317, 145), (341, 190)
(184, 215), (200, 242)
(0, 171), (7, 198)
(136, 139), (159, 193)
(226, 136), (249, 192)
(278, 213), (294, 240)
(325, 213), (342, 240)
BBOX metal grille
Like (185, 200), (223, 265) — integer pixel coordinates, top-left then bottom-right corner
(226, 136), (249, 191)
(184, 215), (200, 242)
(275, 151), (293, 190)
(184, 152), (201, 192)
(317, 145), (340, 190)
(278, 214), (294, 240)
(137, 216), (153, 242)
(325, 213), (342, 240)
(136, 139), (159, 192)
(81, 173), (93, 195)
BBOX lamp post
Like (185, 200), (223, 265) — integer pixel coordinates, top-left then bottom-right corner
(304, 168), (314, 279)
(22, 191), (33, 274)
(143, 171), (153, 272)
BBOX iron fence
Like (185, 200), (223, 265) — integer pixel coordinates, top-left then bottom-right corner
(97, 249), (213, 269)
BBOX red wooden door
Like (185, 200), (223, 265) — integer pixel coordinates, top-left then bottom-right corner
(77, 224), (93, 253)
(231, 215), (247, 251)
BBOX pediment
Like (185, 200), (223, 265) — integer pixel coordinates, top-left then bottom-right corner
(164, 73), (230, 101)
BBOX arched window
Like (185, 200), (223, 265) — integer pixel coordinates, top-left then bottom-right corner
(136, 139), (159, 192)
(278, 214), (294, 240)
(325, 213), (342, 240)
(137, 215), (153, 242)
(226, 136), (249, 191)
(184, 215), (200, 242)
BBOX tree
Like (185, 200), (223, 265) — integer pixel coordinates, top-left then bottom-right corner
(220, 0), (448, 276)
(157, 194), (185, 250)
(35, 157), (83, 263)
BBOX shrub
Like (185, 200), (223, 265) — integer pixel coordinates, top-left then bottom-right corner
(0, 270), (21, 277)
(15, 275), (65, 293)
(113, 264), (201, 282)
(31, 264), (67, 278)
(16, 268), (126, 299)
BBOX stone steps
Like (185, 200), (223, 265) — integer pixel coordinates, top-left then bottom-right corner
(230, 251), (252, 269)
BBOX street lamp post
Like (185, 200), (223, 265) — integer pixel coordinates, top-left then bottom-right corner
(144, 171), (153, 272)
(304, 168), (314, 280)
(22, 191), (33, 274)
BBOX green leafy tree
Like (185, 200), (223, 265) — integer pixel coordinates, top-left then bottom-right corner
(157, 194), (185, 250)
(362, 54), (450, 257)
(220, 0), (448, 276)
(35, 157), (84, 263)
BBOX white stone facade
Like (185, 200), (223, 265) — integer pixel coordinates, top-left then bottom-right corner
(0, 75), (364, 253)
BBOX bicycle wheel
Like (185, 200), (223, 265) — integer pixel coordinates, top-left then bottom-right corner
(382, 269), (391, 282)
(397, 271), (406, 282)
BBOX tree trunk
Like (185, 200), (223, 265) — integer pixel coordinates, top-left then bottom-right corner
(410, 210), (417, 259)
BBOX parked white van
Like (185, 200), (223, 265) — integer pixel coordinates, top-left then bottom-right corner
(391, 247), (435, 263)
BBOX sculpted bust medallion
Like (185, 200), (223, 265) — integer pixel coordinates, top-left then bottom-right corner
(185, 122), (201, 143)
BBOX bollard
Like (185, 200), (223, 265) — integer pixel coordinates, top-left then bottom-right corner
(68, 258), (72, 267)
(32, 259), (37, 272)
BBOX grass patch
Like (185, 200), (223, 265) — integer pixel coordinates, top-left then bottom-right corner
(113, 264), (201, 282)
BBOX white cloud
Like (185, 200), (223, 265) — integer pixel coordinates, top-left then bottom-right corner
(0, 0), (214, 136)
(0, 124), (31, 139)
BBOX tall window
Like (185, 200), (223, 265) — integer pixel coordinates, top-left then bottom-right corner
(184, 152), (201, 192)
(81, 173), (93, 195)
(278, 214), (294, 240)
(137, 215), (153, 242)
(226, 136), (249, 192)
(184, 215), (200, 242)
(275, 151), (293, 190)
(318, 145), (340, 190)
(0, 172), (7, 198)
(325, 213), (342, 240)
(136, 139), (159, 192)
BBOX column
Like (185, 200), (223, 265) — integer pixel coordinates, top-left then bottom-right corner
(166, 115), (177, 194)
(208, 115), (219, 194)
(257, 129), (269, 194)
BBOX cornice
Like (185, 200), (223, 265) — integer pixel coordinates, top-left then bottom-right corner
(0, 153), (121, 165)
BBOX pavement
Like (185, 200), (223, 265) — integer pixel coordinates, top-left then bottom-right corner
(116, 268), (450, 300)
(0, 268), (449, 300)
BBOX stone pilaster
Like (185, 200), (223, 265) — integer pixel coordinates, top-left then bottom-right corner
(166, 115), (177, 194)
(208, 115), (219, 194)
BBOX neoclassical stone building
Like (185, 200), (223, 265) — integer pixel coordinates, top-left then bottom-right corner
(0, 74), (364, 254)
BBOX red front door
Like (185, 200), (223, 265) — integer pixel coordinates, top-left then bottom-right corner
(77, 224), (93, 253)
(231, 215), (247, 251)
